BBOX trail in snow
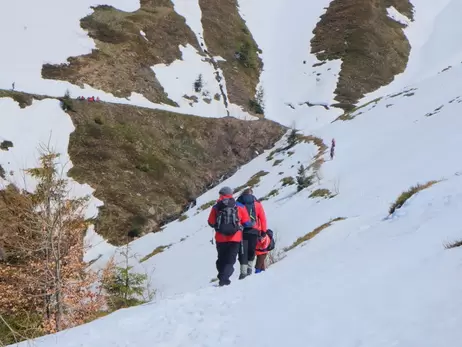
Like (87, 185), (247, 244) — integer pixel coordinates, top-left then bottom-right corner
(16, 175), (462, 347)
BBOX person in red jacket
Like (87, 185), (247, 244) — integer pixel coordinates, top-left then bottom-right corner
(208, 186), (253, 286)
(236, 187), (267, 279)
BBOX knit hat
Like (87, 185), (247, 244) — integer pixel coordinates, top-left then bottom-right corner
(218, 186), (233, 196)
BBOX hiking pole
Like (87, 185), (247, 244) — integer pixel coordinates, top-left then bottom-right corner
(210, 228), (214, 245)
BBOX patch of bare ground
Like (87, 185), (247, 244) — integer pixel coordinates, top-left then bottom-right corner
(311, 0), (414, 109)
(199, 0), (262, 115)
(67, 101), (286, 245)
(0, 90), (46, 108)
(42, 1), (200, 105)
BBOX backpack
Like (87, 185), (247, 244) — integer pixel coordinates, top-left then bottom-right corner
(266, 229), (275, 251)
(237, 194), (257, 225)
(215, 198), (241, 235)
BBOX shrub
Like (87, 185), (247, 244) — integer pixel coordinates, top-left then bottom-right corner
(249, 86), (265, 115)
(259, 189), (279, 201)
(273, 159), (283, 166)
(445, 240), (462, 249)
(309, 188), (332, 199)
(139, 245), (171, 263)
(199, 200), (216, 211)
(0, 164), (5, 179)
(60, 89), (74, 112)
(0, 140), (13, 151)
(281, 176), (295, 186)
(0, 312), (44, 345)
(287, 128), (299, 149)
(284, 217), (346, 252)
(103, 266), (148, 310)
(389, 181), (439, 215)
(104, 244), (155, 310)
(234, 170), (269, 193)
(194, 74), (203, 93)
(178, 214), (188, 222)
(249, 99), (264, 115)
(296, 165), (313, 191)
(236, 40), (258, 69)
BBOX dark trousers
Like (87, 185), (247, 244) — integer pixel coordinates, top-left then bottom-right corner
(256, 253), (268, 271)
(216, 242), (240, 285)
(238, 233), (258, 265)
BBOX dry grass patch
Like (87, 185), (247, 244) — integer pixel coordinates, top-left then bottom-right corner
(233, 170), (269, 193)
(259, 189), (279, 201)
(311, 0), (413, 108)
(178, 215), (188, 222)
(199, 200), (216, 211)
(199, 0), (262, 114)
(284, 217), (346, 252)
(0, 90), (47, 108)
(139, 245), (171, 263)
(273, 159), (283, 166)
(67, 101), (285, 245)
(335, 97), (383, 121)
(309, 188), (333, 199)
(389, 180), (439, 215)
(281, 176), (295, 187)
(42, 2), (199, 104)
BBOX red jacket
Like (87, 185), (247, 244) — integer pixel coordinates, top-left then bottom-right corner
(252, 200), (267, 232)
(208, 195), (252, 243)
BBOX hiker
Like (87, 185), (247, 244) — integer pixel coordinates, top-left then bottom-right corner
(255, 231), (271, 273)
(330, 138), (336, 160)
(236, 188), (267, 279)
(208, 186), (253, 286)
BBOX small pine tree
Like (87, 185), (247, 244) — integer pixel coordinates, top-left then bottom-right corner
(296, 164), (313, 192)
(194, 74), (203, 93)
(249, 86), (265, 115)
(61, 89), (74, 112)
(287, 128), (299, 149)
(103, 244), (150, 310)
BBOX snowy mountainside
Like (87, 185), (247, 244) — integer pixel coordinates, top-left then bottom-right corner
(0, 0), (287, 244)
(4, 0), (462, 345)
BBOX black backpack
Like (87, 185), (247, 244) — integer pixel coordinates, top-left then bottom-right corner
(266, 229), (275, 251)
(215, 198), (241, 235)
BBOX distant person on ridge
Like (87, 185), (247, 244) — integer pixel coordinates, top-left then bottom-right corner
(208, 186), (253, 286)
(237, 188), (267, 279)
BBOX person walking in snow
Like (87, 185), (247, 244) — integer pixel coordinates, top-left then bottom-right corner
(208, 186), (253, 286)
(255, 230), (274, 273)
(236, 188), (267, 279)
(330, 138), (336, 160)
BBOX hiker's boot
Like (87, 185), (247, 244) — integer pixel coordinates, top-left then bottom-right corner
(247, 259), (255, 276)
(239, 264), (248, 280)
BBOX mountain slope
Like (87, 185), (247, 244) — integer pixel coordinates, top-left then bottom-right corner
(4, 0), (462, 345)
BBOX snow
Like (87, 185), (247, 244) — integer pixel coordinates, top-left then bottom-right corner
(171, 0), (205, 43)
(387, 6), (411, 26)
(0, 97), (103, 219)
(363, 0), (462, 102)
(152, 44), (255, 120)
(6, 0), (462, 346)
(237, 0), (343, 131)
(0, 0), (139, 96)
(140, 30), (148, 41)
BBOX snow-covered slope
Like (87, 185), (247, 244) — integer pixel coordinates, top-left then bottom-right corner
(6, 0), (462, 346)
